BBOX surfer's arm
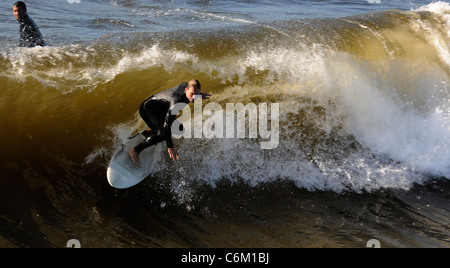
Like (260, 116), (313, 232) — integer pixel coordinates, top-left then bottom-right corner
(162, 108), (176, 149)
(163, 111), (179, 161)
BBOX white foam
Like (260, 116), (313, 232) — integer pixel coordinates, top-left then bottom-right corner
(412, 2), (450, 69)
(330, 53), (450, 180)
(1, 44), (198, 92)
(414, 1), (450, 15)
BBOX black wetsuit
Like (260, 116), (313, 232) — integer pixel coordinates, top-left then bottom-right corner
(18, 14), (47, 47)
(134, 82), (190, 154)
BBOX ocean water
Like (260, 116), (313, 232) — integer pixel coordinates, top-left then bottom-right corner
(0, 0), (449, 248)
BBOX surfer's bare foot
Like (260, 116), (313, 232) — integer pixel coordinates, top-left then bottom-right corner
(128, 148), (141, 167)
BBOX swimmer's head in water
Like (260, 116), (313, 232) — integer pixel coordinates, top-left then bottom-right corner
(13, 1), (27, 21)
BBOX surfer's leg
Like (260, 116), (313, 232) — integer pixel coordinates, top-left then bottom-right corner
(128, 107), (166, 167)
(137, 106), (166, 152)
(134, 134), (165, 153)
(142, 129), (156, 137)
(128, 134), (164, 167)
(129, 133), (165, 167)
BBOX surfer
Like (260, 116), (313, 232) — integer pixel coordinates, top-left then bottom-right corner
(128, 79), (211, 167)
(13, 1), (47, 47)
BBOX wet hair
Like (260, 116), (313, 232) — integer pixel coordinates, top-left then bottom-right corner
(188, 79), (201, 90)
(13, 1), (27, 12)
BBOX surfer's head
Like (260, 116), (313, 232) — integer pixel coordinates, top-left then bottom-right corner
(188, 79), (201, 91)
(13, 1), (27, 21)
(185, 79), (202, 102)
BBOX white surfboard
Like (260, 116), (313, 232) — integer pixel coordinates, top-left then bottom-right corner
(107, 131), (160, 189)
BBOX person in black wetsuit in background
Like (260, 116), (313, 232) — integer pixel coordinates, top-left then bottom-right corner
(13, 1), (47, 47)
(128, 79), (212, 167)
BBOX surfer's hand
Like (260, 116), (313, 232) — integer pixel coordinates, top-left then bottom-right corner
(201, 92), (212, 100)
(168, 148), (179, 161)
